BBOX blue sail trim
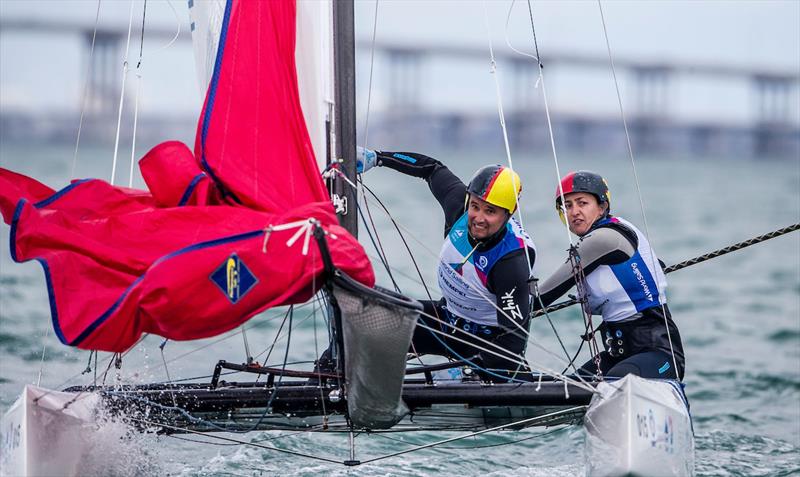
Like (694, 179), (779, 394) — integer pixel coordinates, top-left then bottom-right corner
(10, 200), (68, 344)
(178, 173), (208, 206)
(70, 228), (265, 347)
(198, 0), (241, 204)
(33, 179), (93, 208)
(10, 195), (268, 347)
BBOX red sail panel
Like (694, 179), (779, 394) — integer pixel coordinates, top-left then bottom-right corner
(7, 183), (370, 352)
(0, 0), (375, 352)
(194, 0), (328, 211)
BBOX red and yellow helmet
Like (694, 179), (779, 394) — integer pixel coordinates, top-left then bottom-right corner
(467, 165), (522, 213)
(555, 171), (611, 223)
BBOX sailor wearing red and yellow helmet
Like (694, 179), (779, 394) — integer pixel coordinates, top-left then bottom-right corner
(532, 171), (685, 381)
(357, 148), (537, 382)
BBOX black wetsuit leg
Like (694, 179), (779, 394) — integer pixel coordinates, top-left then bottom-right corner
(576, 351), (617, 379)
(606, 350), (683, 380)
(411, 300), (482, 360)
(577, 350), (683, 380)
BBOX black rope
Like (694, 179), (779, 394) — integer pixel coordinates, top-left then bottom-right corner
(525, 0), (544, 68)
(137, 0), (147, 68)
(664, 223), (799, 273)
(533, 223), (800, 318)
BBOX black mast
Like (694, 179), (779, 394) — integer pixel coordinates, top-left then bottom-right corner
(328, 0), (357, 419)
(332, 0), (358, 237)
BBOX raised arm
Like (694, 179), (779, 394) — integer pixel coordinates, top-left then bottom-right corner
(375, 151), (466, 234)
(532, 226), (636, 310)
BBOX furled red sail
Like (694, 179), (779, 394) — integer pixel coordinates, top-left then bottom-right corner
(0, 0), (373, 352)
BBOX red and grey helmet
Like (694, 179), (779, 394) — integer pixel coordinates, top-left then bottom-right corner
(555, 171), (611, 222)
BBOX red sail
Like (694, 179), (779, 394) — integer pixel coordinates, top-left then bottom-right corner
(0, 0), (373, 352)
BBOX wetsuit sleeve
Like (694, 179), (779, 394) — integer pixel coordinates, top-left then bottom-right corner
(481, 248), (535, 374)
(375, 151), (466, 233)
(531, 227), (635, 310)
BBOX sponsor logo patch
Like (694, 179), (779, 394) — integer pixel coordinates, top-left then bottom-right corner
(210, 253), (258, 304)
(631, 262), (654, 301)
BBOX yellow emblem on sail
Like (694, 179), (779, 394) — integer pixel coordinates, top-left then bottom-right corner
(226, 257), (239, 299)
(211, 253), (258, 305)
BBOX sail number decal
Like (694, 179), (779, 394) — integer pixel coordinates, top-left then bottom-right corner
(635, 409), (675, 454)
(0, 421), (21, 464)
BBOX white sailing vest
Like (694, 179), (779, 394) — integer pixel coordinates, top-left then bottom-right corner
(584, 217), (667, 323)
(437, 213), (536, 326)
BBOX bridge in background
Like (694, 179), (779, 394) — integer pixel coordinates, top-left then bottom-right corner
(1, 17), (798, 157)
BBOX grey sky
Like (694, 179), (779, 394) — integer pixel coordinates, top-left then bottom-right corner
(0, 0), (798, 123)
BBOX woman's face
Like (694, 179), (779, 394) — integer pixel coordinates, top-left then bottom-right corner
(563, 192), (607, 236)
(467, 195), (507, 240)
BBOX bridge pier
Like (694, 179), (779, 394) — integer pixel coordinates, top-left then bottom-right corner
(83, 31), (122, 118)
(631, 66), (672, 154)
(752, 75), (797, 157)
(385, 48), (421, 112)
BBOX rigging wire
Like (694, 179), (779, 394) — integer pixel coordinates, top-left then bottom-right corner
(71, 0), (103, 180)
(361, 190), (400, 291)
(355, 177), (590, 381)
(505, 0), (600, 375)
(359, 180), (529, 372)
(356, 406), (587, 465)
(357, 202), (401, 292)
(110, 0), (138, 186)
(596, 0), (680, 378)
(531, 279), (578, 373)
(123, 403), (584, 466)
(414, 309), (597, 391)
(359, 182), (436, 304)
(110, 314), (299, 436)
(35, 326), (50, 387)
(360, 179), (536, 345)
(160, 0), (182, 51)
(360, 0), (380, 150)
(497, 4), (586, 365)
(131, 417), (343, 464)
(309, 257), (329, 421)
(505, 0), (577, 264)
(371, 423), (571, 450)
(128, 0), (148, 188)
(257, 307), (293, 365)
(480, 0), (535, 278)
(37, 302), (313, 401)
(505, 0), (575, 248)
(341, 1), (555, 377)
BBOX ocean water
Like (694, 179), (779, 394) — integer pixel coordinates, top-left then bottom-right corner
(0, 141), (798, 476)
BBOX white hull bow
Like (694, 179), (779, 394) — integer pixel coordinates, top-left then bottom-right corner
(585, 374), (695, 477)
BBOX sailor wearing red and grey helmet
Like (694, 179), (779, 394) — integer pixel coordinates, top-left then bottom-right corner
(533, 170), (686, 381)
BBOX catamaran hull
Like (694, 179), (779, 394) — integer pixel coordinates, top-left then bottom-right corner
(584, 374), (694, 477)
(0, 385), (99, 477)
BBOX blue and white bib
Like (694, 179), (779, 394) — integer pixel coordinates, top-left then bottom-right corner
(584, 217), (667, 322)
(437, 213), (536, 326)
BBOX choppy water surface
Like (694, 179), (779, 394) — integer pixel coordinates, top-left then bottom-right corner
(0, 141), (798, 476)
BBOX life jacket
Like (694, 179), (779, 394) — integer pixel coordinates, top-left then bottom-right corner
(583, 216), (667, 323)
(437, 213), (536, 326)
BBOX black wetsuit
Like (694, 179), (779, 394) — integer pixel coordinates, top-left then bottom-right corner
(375, 151), (536, 382)
(532, 218), (685, 380)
